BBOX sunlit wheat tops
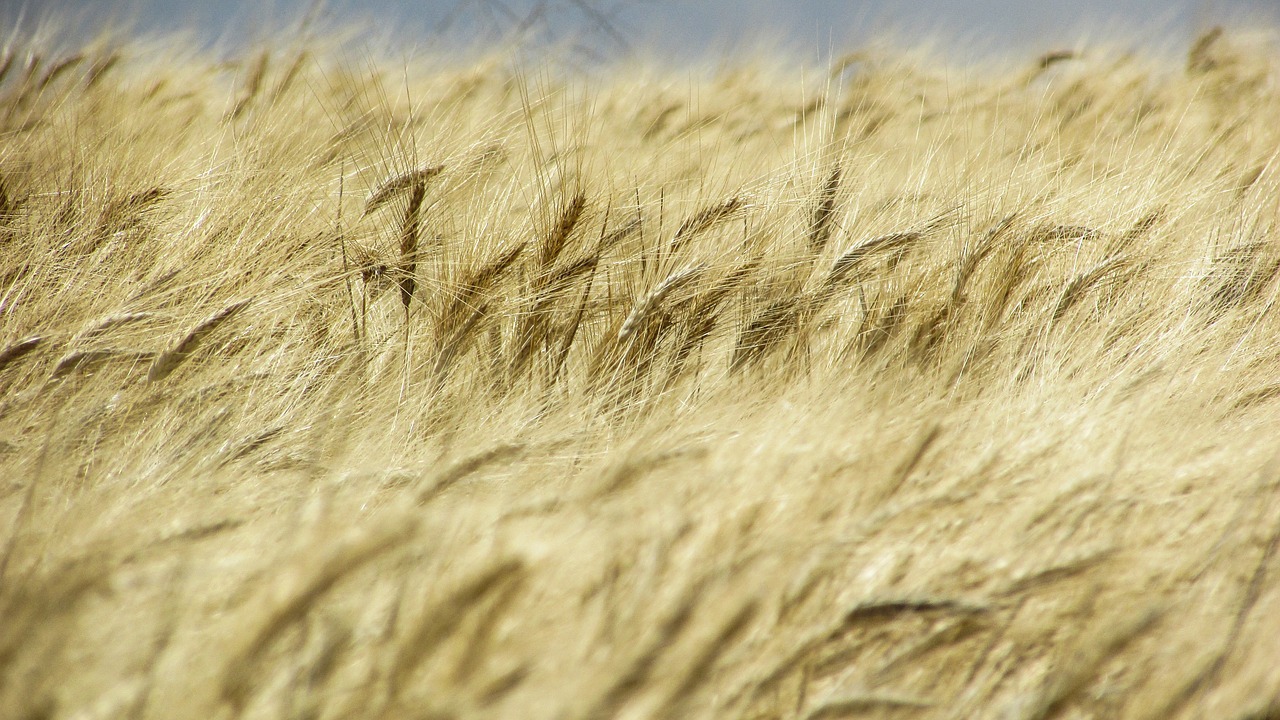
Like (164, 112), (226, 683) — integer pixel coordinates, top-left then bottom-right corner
(1, 21), (1279, 720)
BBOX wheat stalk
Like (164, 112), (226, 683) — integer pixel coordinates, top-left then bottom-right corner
(581, 579), (707, 720)
(653, 598), (759, 718)
(667, 260), (756, 383)
(587, 263), (705, 393)
(430, 301), (490, 386)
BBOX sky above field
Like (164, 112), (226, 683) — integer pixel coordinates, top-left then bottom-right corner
(15, 0), (1280, 62)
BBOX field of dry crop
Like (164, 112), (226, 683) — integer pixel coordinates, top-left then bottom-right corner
(2, 20), (1280, 720)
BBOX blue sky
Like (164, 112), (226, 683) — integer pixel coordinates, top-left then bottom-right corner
(14, 0), (1280, 62)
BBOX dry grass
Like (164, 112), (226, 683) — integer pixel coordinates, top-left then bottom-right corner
(2, 20), (1280, 720)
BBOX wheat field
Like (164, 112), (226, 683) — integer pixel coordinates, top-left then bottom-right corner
(1, 20), (1279, 720)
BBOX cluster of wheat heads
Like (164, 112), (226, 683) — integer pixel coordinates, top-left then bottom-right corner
(1, 23), (1280, 720)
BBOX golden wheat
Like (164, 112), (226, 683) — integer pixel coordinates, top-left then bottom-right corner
(0, 20), (1279, 720)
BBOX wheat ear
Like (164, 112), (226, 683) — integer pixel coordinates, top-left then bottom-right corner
(619, 263), (706, 341)
(364, 165), (443, 216)
(670, 197), (743, 256)
(824, 231), (923, 289)
(397, 179), (427, 311)
(539, 192), (587, 268)
(1051, 254), (1132, 322)
(0, 336), (43, 375)
(148, 299), (251, 382)
(808, 164), (842, 253)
